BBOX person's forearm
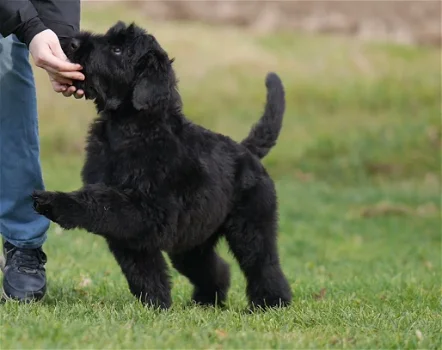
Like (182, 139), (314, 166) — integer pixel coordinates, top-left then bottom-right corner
(0, 0), (47, 46)
(33, 0), (81, 41)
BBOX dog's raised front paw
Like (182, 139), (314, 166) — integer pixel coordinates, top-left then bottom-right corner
(32, 190), (82, 229)
(32, 190), (57, 220)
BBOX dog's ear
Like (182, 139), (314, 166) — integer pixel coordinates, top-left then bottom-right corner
(132, 50), (171, 113)
(107, 21), (127, 35)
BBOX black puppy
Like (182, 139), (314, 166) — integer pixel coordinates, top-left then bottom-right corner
(33, 21), (292, 310)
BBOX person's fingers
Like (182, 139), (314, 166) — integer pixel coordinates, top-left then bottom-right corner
(62, 86), (77, 97)
(51, 81), (68, 93)
(49, 40), (69, 61)
(56, 70), (85, 81)
(40, 54), (82, 73)
(48, 72), (73, 86)
(48, 41), (85, 80)
(52, 76), (73, 85)
(74, 90), (84, 99)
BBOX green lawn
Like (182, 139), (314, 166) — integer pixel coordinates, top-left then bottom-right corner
(1, 4), (441, 349)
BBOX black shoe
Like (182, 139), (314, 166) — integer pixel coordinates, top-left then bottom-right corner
(2, 240), (47, 302)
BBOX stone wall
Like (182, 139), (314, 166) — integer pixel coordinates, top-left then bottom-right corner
(133, 0), (441, 46)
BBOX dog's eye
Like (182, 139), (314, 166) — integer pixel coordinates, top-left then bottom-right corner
(111, 47), (122, 55)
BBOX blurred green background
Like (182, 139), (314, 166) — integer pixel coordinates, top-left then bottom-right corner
(2, 2), (441, 349)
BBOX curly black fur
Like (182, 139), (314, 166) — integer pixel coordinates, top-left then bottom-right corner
(32, 21), (292, 310)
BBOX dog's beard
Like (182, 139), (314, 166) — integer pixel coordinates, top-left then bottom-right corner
(73, 80), (98, 100)
(75, 75), (126, 111)
(64, 49), (97, 100)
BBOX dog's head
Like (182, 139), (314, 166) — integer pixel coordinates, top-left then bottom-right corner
(63, 21), (179, 113)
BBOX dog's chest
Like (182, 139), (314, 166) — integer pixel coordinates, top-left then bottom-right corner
(97, 121), (168, 187)
(104, 121), (128, 152)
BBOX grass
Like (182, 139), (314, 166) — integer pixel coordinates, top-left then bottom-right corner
(1, 3), (441, 349)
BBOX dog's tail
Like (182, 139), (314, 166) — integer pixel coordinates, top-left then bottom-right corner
(241, 72), (285, 159)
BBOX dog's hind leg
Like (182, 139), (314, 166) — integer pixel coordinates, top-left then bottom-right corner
(169, 236), (230, 307)
(223, 180), (292, 310)
(107, 239), (172, 309)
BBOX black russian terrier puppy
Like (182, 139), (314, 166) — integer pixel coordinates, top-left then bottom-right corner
(32, 21), (292, 310)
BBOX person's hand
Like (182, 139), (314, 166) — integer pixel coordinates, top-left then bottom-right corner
(29, 29), (85, 99)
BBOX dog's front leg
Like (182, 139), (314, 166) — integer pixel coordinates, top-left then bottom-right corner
(32, 184), (154, 239)
(107, 239), (172, 309)
(32, 190), (86, 230)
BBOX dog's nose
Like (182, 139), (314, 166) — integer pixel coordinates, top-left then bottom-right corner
(70, 38), (81, 51)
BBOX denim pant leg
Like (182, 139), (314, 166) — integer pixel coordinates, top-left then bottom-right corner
(0, 35), (49, 249)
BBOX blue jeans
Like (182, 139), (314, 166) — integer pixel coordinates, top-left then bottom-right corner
(0, 35), (49, 249)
